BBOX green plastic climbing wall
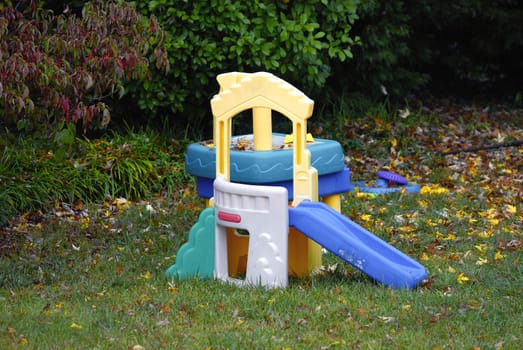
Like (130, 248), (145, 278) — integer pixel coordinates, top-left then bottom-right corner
(165, 208), (215, 279)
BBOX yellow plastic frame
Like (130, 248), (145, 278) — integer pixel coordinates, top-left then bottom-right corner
(210, 72), (321, 276)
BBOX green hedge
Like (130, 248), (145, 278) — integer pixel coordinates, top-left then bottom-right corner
(330, 1), (429, 98)
(129, 0), (360, 135)
(333, 0), (523, 99)
(408, 0), (523, 95)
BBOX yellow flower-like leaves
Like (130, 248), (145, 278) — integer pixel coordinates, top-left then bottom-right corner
(420, 184), (448, 195)
(457, 273), (470, 284)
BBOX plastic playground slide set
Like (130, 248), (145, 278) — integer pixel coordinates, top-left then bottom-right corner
(167, 72), (428, 290)
(289, 201), (428, 289)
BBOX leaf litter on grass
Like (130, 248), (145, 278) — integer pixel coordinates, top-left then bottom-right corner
(1, 98), (522, 348)
(348, 101), (521, 292)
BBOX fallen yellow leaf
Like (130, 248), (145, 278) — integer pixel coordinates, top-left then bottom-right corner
(486, 208), (497, 218)
(115, 198), (130, 211)
(478, 231), (493, 238)
(474, 244), (489, 253)
(494, 251), (506, 261)
(457, 272), (470, 284)
(70, 322), (83, 329)
(475, 257), (488, 266)
(141, 270), (151, 280)
(360, 214), (372, 222)
(505, 204), (516, 215)
(420, 184), (448, 195)
(488, 218), (499, 226)
(391, 137), (398, 147)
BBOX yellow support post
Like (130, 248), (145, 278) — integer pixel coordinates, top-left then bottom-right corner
(323, 194), (341, 212)
(253, 107), (272, 151)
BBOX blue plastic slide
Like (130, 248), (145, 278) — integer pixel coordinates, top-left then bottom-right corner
(288, 201), (428, 289)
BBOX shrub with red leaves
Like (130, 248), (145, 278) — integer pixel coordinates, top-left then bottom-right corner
(0, 0), (168, 135)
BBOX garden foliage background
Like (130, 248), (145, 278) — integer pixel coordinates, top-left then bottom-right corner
(0, 3), (522, 348)
(2, 0), (522, 137)
(0, 0), (522, 222)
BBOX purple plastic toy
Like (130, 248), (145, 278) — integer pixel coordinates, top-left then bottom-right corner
(377, 170), (408, 185)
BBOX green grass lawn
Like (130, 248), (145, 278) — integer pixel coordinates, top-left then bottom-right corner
(1, 100), (522, 349)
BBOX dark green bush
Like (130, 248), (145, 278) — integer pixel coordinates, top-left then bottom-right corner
(407, 0), (523, 96)
(329, 1), (429, 99)
(332, 0), (523, 100)
(129, 0), (359, 136)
